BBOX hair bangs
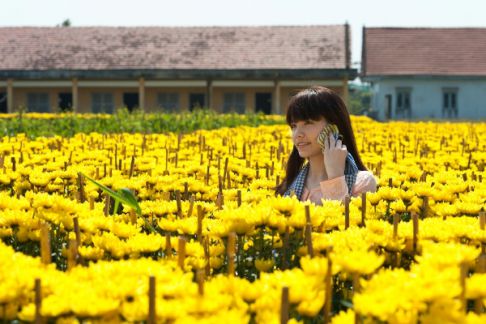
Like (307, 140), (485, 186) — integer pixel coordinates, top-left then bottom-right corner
(286, 91), (324, 125)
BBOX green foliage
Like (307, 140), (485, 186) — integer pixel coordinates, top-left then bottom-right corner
(0, 108), (284, 138)
(348, 83), (372, 115)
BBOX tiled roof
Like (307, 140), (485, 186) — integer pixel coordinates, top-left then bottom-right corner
(362, 27), (486, 76)
(0, 25), (349, 71)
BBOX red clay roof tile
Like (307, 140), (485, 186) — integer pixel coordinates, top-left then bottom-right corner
(363, 27), (486, 76)
(0, 25), (349, 70)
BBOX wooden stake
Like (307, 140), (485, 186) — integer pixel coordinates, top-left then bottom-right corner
(175, 190), (182, 218)
(421, 196), (429, 218)
(129, 209), (137, 225)
(393, 213), (400, 239)
(148, 276), (156, 324)
(40, 223), (51, 265)
(282, 226), (290, 270)
(178, 236), (186, 269)
(165, 234), (172, 258)
(197, 269), (205, 296)
(73, 217), (81, 247)
(197, 206), (204, 243)
(89, 197), (94, 210)
(129, 155), (135, 178)
(35, 278), (42, 324)
(304, 205), (314, 257)
(187, 195), (195, 218)
(67, 239), (78, 270)
(227, 232), (236, 276)
(412, 212), (419, 253)
(237, 190), (242, 207)
(204, 237), (211, 276)
(344, 196), (350, 229)
(104, 194), (111, 216)
(11, 156), (16, 172)
(280, 287), (289, 324)
(361, 192), (366, 227)
(77, 173), (86, 203)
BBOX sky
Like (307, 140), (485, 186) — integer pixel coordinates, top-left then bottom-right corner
(1, 0), (485, 68)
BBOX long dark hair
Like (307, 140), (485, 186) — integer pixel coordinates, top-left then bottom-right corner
(275, 86), (368, 195)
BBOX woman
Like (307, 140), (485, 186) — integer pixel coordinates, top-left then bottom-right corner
(276, 86), (376, 204)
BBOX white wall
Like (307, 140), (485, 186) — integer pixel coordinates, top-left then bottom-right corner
(369, 78), (486, 120)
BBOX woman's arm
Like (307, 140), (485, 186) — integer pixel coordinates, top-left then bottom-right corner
(319, 171), (377, 202)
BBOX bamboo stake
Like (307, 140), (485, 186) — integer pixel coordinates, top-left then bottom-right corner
(129, 155), (135, 178)
(178, 236), (186, 269)
(304, 205), (314, 257)
(227, 232), (236, 276)
(129, 210), (137, 225)
(280, 287), (289, 324)
(412, 212), (419, 254)
(67, 239), (78, 270)
(165, 234), (172, 258)
(183, 182), (189, 200)
(393, 213), (400, 239)
(197, 206), (204, 243)
(187, 195), (195, 218)
(73, 217), (81, 247)
(11, 156), (16, 172)
(175, 190), (182, 218)
(361, 192), (366, 227)
(104, 194), (111, 216)
(237, 190), (242, 207)
(89, 197), (94, 210)
(223, 157), (229, 187)
(205, 164), (210, 186)
(40, 223), (51, 265)
(421, 196), (429, 218)
(77, 173), (86, 203)
(344, 196), (350, 229)
(35, 278), (42, 324)
(197, 269), (205, 296)
(148, 276), (156, 324)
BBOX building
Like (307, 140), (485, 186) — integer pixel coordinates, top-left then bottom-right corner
(362, 27), (486, 120)
(0, 25), (356, 114)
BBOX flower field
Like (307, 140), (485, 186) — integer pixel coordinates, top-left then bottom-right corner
(0, 114), (485, 323)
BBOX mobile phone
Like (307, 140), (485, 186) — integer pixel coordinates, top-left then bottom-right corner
(317, 124), (340, 148)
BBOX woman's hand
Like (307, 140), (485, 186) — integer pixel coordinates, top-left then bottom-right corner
(321, 133), (347, 180)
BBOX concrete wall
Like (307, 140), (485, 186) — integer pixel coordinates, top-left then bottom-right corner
(370, 78), (486, 120)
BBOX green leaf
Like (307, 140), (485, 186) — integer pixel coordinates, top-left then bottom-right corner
(80, 172), (156, 233)
(80, 173), (138, 212)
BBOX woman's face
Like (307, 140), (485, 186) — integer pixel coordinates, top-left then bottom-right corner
(290, 118), (328, 159)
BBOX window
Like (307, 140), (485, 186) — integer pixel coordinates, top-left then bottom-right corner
(157, 93), (179, 112)
(91, 93), (114, 114)
(27, 93), (50, 112)
(395, 88), (411, 118)
(223, 93), (245, 114)
(442, 88), (458, 118)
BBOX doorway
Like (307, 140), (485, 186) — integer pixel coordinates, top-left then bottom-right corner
(189, 93), (205, 111)
(385, 94), (392, 120)
(58, 93), (73, 112)
(0, 93), (6, 113)
(123, 93), (139, 112)
(255, 93), (272, 114)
